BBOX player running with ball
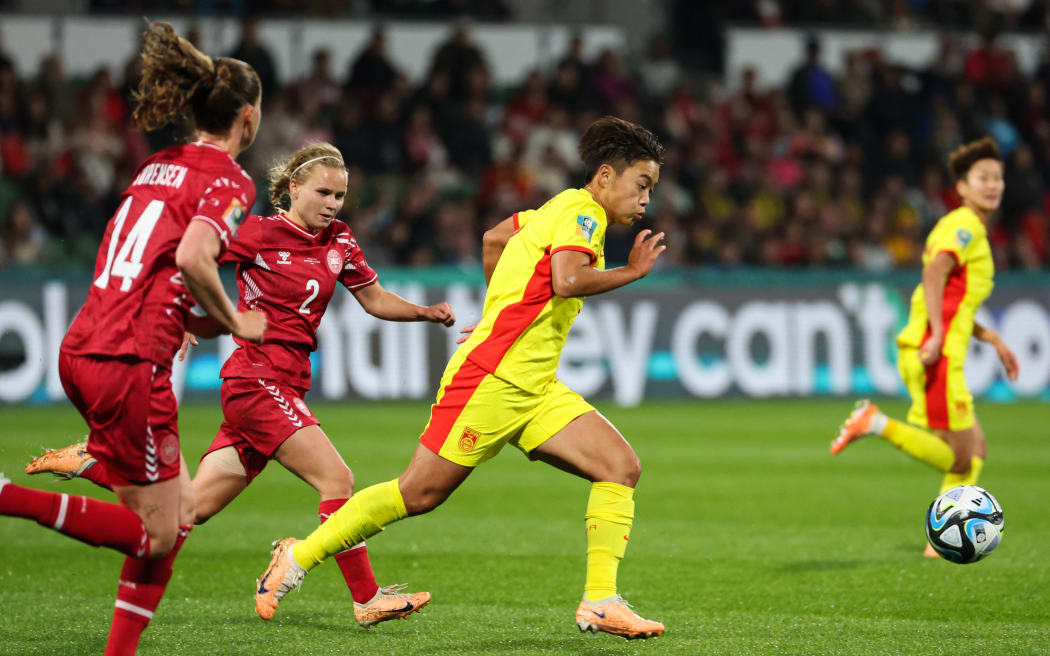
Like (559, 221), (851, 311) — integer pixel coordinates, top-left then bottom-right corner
(831, 136), (1020, 557)
(253, 116), (668, 639)
(27, 142), (454, 626)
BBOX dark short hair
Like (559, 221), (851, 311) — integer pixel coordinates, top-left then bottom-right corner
(948, 137), (1001, 181)
(578, 116), (664, 182)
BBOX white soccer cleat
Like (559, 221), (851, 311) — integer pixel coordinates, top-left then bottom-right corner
(255, 537), (308, 620)
(0, 472), (10, 495)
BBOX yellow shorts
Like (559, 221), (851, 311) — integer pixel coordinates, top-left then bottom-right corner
(419, 358), (595, 467)
(897, 346), (974, 431)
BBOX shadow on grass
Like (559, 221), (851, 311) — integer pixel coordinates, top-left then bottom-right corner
(775, 559), (872, 573)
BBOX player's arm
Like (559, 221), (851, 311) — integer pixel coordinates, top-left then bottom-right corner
(917, 251), (956, 366)
(482, 215), (516, 285)
(974, 321), (1019, 381)
(175, 221), (266, 343)
(351, 280), (455, 326)
(551, 229), (665, 298)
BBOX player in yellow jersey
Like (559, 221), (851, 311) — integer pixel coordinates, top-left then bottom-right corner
(253, 117), (668, 639)
(830, 137), (1019, 557)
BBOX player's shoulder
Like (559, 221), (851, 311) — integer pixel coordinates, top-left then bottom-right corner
(536, 188), (604, 223)
(939, 206), (985, 232)
(178, 141), (253, 185)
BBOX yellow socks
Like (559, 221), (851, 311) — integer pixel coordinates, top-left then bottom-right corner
(583, 482), (635, 603)
(292, 479), (407, 571)
(939, 456), (984, 493)
(880, 418), (955, 473)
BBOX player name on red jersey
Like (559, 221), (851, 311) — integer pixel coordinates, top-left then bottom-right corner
(131, 162), (189, 189)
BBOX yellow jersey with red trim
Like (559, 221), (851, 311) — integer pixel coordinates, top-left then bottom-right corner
(454, 188), (607, 394)
(897, 206), (994, 360)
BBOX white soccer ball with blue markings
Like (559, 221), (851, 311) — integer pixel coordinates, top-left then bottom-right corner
(925, 485), (1004, 564)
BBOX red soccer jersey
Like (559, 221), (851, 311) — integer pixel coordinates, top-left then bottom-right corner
(62, 141), (255, 366)
(219, 213), (378, 389)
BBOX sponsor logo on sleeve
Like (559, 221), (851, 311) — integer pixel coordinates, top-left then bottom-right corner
(956, 228), (972, 249)
(576, 215), (596, 242)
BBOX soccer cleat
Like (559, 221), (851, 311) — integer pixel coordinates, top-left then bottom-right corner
(830, 400), (879, 455)
(923, 542), (941, 559)
(255, 538), (307, 620)
(575, 595), (665, 640)
(353, 583), (431, 627)
(25, 441), (96, 479)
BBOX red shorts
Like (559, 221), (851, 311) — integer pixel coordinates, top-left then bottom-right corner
(202, 378), (319, 483)
(59, 351), (181, 486)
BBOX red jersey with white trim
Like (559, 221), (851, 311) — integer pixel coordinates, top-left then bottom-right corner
(219, 213), (378, 389)
(62, 141), (254, 366)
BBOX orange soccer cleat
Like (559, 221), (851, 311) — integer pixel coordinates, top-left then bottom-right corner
(575, 595), (665, 640)
(25, 441), (96, 479)
(353, 583), (431, 627)
(830, 400), (880, 455)
(255, 538), (307, 620)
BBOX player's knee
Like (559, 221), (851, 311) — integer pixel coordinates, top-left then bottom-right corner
(950, 444), (973, 473)
(619, 453), (642, 487)
(147, 527), (178, 557)
(318, 465), (354, 498)
(402, 486), (448, 516)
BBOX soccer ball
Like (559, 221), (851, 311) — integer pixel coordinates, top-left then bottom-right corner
(925, 485), (1004, 564)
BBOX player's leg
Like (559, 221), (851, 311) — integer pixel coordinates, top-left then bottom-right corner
(1, 356), (177, 558)
(192, 446), (249, 524)
(831, 348), (956, 473)
(105, 454), (195, 656)
(273, 424), (430, 624)
(521, 386), (663, 639)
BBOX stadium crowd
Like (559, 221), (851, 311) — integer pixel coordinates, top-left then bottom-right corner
(1, 18), (1049, 271)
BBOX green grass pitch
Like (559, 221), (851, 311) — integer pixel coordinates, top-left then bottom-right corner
(1, 398), (1048, 655)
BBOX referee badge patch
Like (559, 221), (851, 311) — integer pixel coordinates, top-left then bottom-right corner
(956, 228), (972, 249)
(459, 427), (480, 453)
(576, 215), (596, 242)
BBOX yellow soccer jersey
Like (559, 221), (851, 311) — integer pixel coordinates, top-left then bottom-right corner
(456, 188), (607, 394)
(897, 206), (994, 360)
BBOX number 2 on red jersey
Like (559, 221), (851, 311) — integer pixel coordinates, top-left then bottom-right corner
(94, 197), (165, 292)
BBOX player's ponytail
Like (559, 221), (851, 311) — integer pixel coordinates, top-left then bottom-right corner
(268, 142), (346, 210)
(132, 21), (261, 134)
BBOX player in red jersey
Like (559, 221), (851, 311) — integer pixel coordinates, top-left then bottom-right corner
(27, 142), (455, 626)
(0, 22), (265, 656)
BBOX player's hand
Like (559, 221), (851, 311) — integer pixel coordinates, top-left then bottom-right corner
(626, 229), (666, 280)
(994, 340), (1019, 381)
(423, 302), (456, 327)
(232, 310), (267, 344)
(919, 333), (943, 367)
(177, 332), (199, 362)
(456, 323), (477, 344)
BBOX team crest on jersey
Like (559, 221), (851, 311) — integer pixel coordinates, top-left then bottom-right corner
(459, 427), (480, 452)
(277, 251), (292, 265)
(956, 228), (972, 249)
(327, 249), (342, 274)
(293, 397), (312, 417)
(576, 215), (597, 242)
(158, 433), (179, 466)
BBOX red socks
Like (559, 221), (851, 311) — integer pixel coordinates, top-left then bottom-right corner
(319, 498), (379, 603)
(0, 483), (149, 557)
(80, 461), (114, 491)
(104, 524), (192, 656)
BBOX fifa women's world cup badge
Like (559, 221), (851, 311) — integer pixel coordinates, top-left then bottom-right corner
(459, 427), (480, 453)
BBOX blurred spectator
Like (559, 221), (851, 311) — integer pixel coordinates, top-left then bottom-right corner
(347, 27), (399, 99)
(788, 36), (838, 118)
(429, 20), (487, 103)
(637, 35), (681, 100)
(229, 19), (278, 103)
